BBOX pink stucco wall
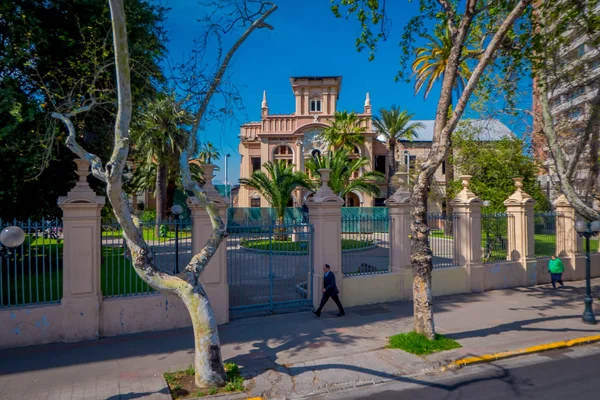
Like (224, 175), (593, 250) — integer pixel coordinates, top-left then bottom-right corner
(101, 294), (191, 338)
(0, 304), (63, 349)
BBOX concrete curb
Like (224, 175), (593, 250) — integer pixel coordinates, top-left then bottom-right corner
(446, 334), (600, 369)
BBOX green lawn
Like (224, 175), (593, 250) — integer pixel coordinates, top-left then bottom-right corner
(387, 331), (462, 356)
(100, 247), (155, 296)
(103, 227), (190, 241)
(431, 231), (599, 258)
(430, 230), (453, 239)
(240, 238), (374, 252)
(1, 243), (153, 305)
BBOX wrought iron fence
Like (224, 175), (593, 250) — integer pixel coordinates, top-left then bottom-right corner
(227, 222), (313, 317)
(341, 214), (391, 276)
(227, 208), (303, 229)
(101, 218), (192, 298)
(482, 213), (512, 264)
(428, 213), (458, 268)
(534, 212), (558, 258)
(0, 219), (63, 308)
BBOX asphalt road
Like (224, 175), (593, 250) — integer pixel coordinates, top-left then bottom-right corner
(316, 343), (600, 400)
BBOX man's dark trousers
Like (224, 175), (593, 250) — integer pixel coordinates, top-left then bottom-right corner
(316, 292), (344, 314)
(315, 271), (344, 315)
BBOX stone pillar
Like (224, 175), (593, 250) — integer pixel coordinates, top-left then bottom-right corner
(449, 176), (484, 292)
(186, 164), (229, 324)
(295, 139), (304, 174)
(58, 159), (105, 342)
(385, 173), (412, 299)
(554, 194), (585, 280)
(504, 177), (537, 286)
(306, 169), (344, 310)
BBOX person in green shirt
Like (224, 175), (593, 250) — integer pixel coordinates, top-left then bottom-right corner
(548, 255), (565, 289)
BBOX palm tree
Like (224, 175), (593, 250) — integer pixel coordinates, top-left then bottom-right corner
(197, 142), (221, 164)
(305, 149), (385, 205)
(372, 106), (424, 196)
(412, 27), (478, 99)
(321, 111), (366, 151)
(130, 92), (191, 234)
(240, 160), (313, 225)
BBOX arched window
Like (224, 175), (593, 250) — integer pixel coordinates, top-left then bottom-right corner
(273, 145), (294, 166)
(353, 146), (360, 155)
(274, 145), (291, 155)
(310, 98), (322, 112)
(311, 149), (321, 159)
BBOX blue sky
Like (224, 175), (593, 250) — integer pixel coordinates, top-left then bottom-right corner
(161, 0), (531, 184)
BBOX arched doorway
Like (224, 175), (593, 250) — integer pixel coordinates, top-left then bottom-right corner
(346, 192), (360, 207)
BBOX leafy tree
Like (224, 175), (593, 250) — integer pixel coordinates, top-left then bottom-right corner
(450, 125), (549, 212)
(321, 111), (366, 150)
(333, 0), (537, 339)
(0, 0), (168, 220)
(372, 106), (423, 196)
(305, 149), (385, 204)
(532, 0), (600, 221)
(50, 0), (278, 388)
(130, 92), (191, 233)
(239, 161), (312, 223)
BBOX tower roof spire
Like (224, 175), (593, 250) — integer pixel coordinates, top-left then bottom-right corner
(262, 90), (268, 109)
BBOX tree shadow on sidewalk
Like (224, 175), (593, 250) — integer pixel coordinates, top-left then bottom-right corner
(445, 314), (593, 341)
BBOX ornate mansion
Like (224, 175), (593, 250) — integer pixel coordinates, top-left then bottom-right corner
(237, 76), (514, 211)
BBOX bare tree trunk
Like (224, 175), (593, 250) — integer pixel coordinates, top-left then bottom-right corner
(388, 140), (396, 197)
(155, 162), (168, 236)
(132, 194), (138, 212)
(411, 174), (435, 338)
(407, 0), (531, 340)
(53, 0), (278, 389)
(179, 286), (227, 387)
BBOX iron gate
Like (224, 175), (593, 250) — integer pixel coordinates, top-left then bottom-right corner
(227, 223), (313, 318)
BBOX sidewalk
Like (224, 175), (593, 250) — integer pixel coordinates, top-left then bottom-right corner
(1, 279), (599, 400)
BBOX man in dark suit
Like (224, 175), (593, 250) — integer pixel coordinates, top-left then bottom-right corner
(313, 264), (345, 317)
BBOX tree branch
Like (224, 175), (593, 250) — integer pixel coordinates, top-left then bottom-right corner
(187, 2), (277, 157)
(51, 111), (107, 183)
(538, 80), (599, 220)
(436, 0), (457, 36)
(443, 0), (531, 149)
(178, 1), (277, 279)
(565, 89), (600, 180)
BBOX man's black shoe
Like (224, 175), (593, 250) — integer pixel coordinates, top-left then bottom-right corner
(312, 310), (321, 317)
(336, 312), (345, 317)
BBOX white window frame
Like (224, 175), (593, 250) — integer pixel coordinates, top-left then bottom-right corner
(310, 98), (322, 112)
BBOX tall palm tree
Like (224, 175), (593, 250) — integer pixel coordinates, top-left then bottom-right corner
(372, 106), (424, 196)
(412, 27), (478, 217)
(321, 110), (366, 151)
(240, 160), (312, 224)
(305, 149), (385, 205)
(197, 142), (221, 164)
(130, 92), (191, 234)
(412, 28), (478, 99)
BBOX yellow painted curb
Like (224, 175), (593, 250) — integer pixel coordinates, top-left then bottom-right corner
(451, 334), (600, 368)
(246, 398), (264, 400)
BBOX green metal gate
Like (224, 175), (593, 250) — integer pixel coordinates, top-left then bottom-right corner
(227, 223), (313, 318)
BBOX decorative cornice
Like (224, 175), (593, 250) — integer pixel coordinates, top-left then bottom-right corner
(58, 159), (105, 207)
(307, 168), (343, 205)
(450, 175), (480, 206)
(504, 177), (535, 206)
(385, 173), (410, 205)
